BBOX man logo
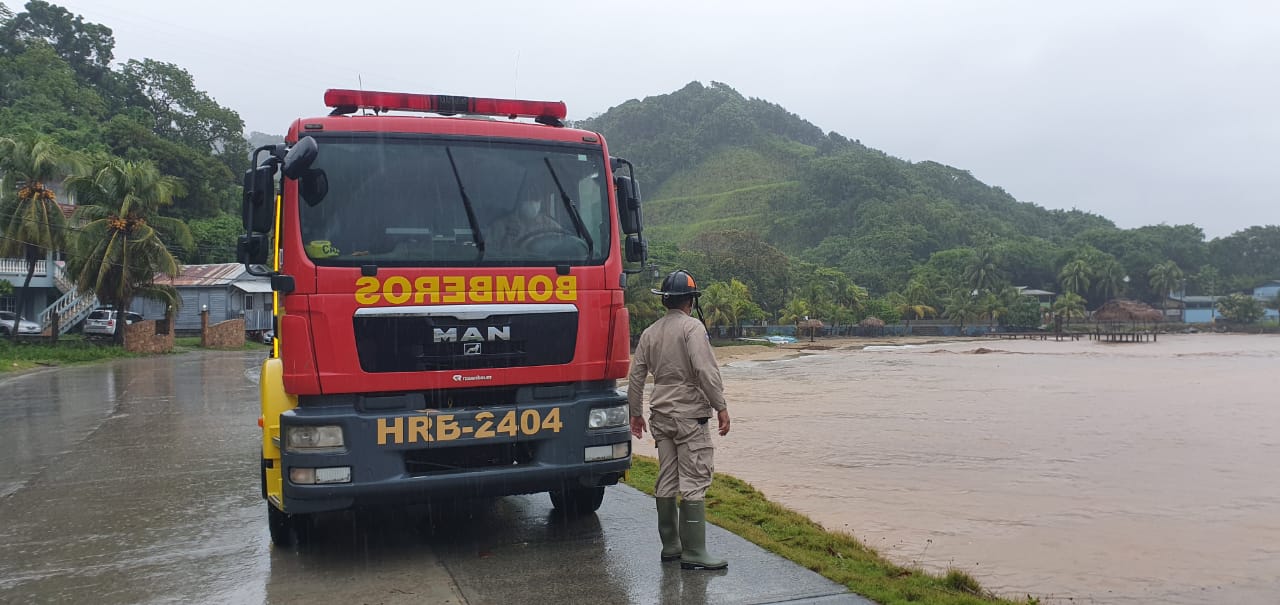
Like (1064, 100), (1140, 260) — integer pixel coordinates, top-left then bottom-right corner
(463, 342), (482, 356)
(434, 326), (511, 343)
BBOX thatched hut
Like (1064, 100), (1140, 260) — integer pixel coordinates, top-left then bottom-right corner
(797, 318), (825, 341)
(1093, 299), (1163, 326)
(857, 316), (886, 336)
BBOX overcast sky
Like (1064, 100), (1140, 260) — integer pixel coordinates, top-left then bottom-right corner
(48, 0), (1280, 239)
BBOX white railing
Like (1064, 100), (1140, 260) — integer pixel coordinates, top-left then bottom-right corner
(0, 258), (48, 277)
(52, 263), (74, 292)
(38, 286), (99, 335)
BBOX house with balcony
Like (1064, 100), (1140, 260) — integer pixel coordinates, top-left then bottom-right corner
(0, 256), (56, 317)
(0, 197), (100, 333)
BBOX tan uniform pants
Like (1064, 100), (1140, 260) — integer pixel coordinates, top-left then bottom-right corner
(649, 413), (715, 501)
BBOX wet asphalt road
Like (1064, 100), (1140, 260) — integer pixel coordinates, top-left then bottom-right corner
(0, 351), (868, 605)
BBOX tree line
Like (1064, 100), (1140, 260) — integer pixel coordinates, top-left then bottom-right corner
(0, 1), (247, 340)
(0, 0), (245, 266)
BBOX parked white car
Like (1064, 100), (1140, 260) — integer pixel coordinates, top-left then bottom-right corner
(0, 311), (41, 337)
(83, 309), (144, 338)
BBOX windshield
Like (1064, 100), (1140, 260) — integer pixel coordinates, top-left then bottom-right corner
(298, 135), (610, 267)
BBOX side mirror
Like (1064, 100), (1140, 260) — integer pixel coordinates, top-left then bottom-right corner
(241, 166), (276, 232)
(614, 175), (643, 235)
(282, 136), (318, 180)
(624, 234), (647, 264)
(238, 233), (271, 272)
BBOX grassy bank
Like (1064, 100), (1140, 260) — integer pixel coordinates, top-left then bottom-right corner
(0, 336), (265, 373)
(0, 337), (136, 372)
(624, 455), (1035, 605)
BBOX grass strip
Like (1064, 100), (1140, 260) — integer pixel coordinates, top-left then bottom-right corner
(0, 336), (266, 372)
(0, 338), (136, 372)
(624, 455), (1038, 605)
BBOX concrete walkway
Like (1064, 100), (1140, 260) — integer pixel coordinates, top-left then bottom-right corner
(0, 351), (874, 604)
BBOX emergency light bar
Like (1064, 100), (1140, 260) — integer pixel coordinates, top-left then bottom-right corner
(324, 89), (567, 124)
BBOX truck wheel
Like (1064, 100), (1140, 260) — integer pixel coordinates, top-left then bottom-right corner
(267, 503), (312, 547)
(550, 486), (605, 516)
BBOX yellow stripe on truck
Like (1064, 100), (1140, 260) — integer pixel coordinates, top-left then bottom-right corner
(260, 357), (297, 510)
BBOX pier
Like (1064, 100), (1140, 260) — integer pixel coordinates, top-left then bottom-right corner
(1089, 331), (1158, 343)
(987, 331), (1082, 341)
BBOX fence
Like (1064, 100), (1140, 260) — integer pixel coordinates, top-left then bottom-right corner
(714, 321), (1009, 339)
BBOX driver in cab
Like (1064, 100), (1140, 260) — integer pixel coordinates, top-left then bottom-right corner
(490, 189), (569, 255)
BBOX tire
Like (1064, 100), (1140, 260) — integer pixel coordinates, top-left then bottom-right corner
(550, 486), (605, 516)
(267, 502), (312, 547)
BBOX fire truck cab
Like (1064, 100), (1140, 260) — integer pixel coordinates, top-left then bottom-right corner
(239, 89), (647, 545)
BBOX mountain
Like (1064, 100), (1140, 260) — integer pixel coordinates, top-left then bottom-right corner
(578, 82), (1119, 294)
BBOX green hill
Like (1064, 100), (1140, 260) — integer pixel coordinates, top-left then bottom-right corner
(578, 82), (1115, 294)
(580, 81), (1275, 305)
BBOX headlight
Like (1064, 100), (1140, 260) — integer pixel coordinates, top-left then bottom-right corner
(588, 405), (628, 429)
(285, 425), (344, 450)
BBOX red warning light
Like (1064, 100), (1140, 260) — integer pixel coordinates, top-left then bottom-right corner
(323, 89), (567, 122)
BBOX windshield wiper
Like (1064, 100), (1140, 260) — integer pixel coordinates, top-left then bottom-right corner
(543, 157), (593, 257)
(445, 147), (485, 261)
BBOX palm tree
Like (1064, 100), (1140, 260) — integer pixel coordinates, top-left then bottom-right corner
(942, 290), (982, 331)
(838, 281), (869, 323)
(0, 135), (80, 340)
(777, 297), (810, 327)
(890, 279), (937, 329)
(979, 290), (1003, 329)
(1058, 259), (1092, 297)
(66, 158), (192, 342)
(1147, 261), (1184, 314)
(1094, 259), (1126, 302)
(700, 282), (734, 338)
(964, 248), (1002, 294)
(726, 278), (765, 338)
(1051, 292), (1087, 325)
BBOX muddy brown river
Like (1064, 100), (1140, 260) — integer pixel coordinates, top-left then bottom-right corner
(705, 334), (1280, 604)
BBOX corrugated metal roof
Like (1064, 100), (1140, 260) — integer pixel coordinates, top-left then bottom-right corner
(157, 263), (246, 287)
(1175, 295), (1222, 303)
(233, 280), (273, 293)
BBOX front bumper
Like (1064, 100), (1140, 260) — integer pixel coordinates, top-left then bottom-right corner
(276, 390), (631, 514)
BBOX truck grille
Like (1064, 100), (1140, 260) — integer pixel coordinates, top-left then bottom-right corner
(404, 442), (537, 474)
(354, 310), (577, 373)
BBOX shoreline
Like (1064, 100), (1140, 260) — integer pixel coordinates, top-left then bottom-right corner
(623, 454), (1025, 604)
(710, 331), (1278, 366)
(711, 335), (986, 365)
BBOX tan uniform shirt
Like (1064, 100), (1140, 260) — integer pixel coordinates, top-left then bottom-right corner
(627, 309), (727, 419)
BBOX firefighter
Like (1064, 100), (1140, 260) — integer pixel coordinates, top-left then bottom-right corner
(627, 269), (731, 570)
(491, 189), (566, 253)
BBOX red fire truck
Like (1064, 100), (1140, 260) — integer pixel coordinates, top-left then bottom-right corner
(238, 89), (647, 546)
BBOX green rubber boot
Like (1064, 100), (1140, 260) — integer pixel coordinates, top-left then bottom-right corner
(678, 500), (727, 570)
(656, 497), (682, 561)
